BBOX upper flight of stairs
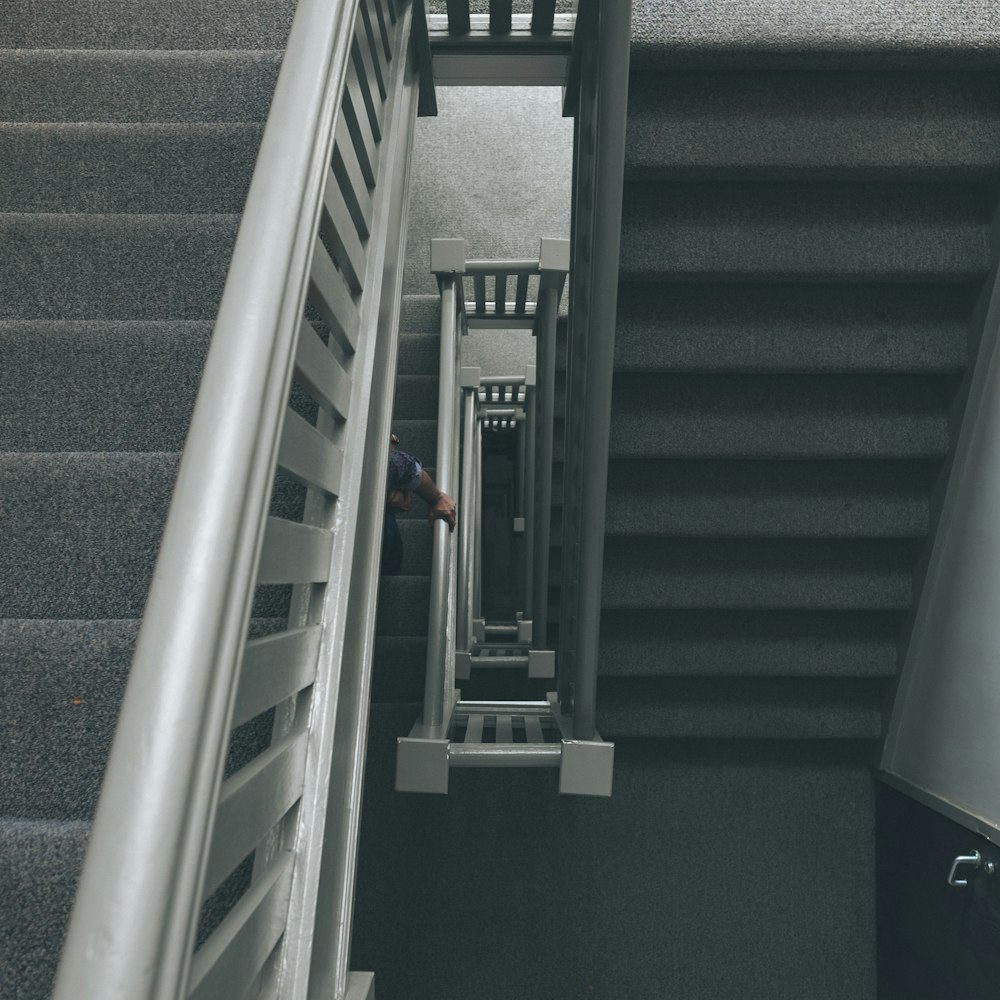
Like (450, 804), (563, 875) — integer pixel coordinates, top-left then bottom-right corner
(0, 3), (294, 995)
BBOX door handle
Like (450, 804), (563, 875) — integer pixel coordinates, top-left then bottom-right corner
(948, 851), (996, 887)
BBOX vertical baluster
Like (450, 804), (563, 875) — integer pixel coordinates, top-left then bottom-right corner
(494, 272), (507, 316)
(531, 0), (557, 34)
(489, 0), (512, 35)
(446, 0), (471, 34)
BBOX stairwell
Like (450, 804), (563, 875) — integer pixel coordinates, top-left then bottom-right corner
(350, 9), (1000, 1000)
(0, 4), (294, 995)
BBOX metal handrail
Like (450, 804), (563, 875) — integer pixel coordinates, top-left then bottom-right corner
(54, 1), (420, 996)
(421, 261), (464, 730)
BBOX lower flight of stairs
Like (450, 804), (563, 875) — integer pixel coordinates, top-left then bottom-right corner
(0, 4), (293, 995)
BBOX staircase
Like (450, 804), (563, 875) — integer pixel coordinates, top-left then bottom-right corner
(350, 10), (1000, 1000)
(0, 4), (292, 995)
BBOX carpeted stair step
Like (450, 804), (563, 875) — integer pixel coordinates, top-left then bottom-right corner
(376, 576), (431, 638)
(598, 608), (901, 678)
(626, 71), (1000, 181)
(619, 181), (990, 282)
(0, 321), (211, 451)
(603, 459), (933, 538)
(398, 293), (440, 335)
(0, 620), (139, 819)
(595, 676), (884, 740)
(0, 818), (89, 1000)
(613, 282), (971, 373)
(392, 374), (441, 421)
(397, 333), (442, 376)
(599, 537), (915, 611)
(395, 518), (435, 574)
(0, 213), (239, 320)
(629, 0), (1000, 71)
(606, 373), (953, 460)
(0, 124), (262, 214)
(0, 452), (180, 619)
(6, 0), (296, 50)
(372, 635), (428, 702)
(0, 50), (282, 124)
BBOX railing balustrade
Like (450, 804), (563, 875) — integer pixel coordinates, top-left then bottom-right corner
(53, 2), (424, 997)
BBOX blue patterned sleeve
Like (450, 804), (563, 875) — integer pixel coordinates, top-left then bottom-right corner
(387, 448), (423, 492)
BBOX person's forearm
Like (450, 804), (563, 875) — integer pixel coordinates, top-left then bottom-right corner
(414, 470), (443, 505)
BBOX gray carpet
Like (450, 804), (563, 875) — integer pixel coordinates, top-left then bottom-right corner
(0, 2), (289, 992)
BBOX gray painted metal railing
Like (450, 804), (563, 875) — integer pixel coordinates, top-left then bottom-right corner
(53, 1), (423, 997)
(557, 0), (631, 741)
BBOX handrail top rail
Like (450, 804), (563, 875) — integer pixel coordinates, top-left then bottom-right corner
(430, 238), (570, 278)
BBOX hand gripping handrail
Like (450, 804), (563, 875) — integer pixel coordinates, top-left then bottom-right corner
(53, 1), (422, 997)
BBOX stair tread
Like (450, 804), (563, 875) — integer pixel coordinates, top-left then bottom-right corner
(598, 609), (900, 678)
(613, 281), (970, 373)
(630, 0), (1000, 70)
(596, 675), (884, 740)
(0, 817), (89, 1000)
(0, 320), (210, 451)
(619, 181), (991, 280)
(0, 49), (282, 123)
(0, 452), (180, 618)
(603, 459), (932, 538)
(625, 71), (1000, 179)
(0, 212), (239, 320)
(0, 619), (139, 818)
(5, 0), (296, 50)
(0, 123), (262, 213)
(599, 537), (915, 610)
(605, 373), (953, 459)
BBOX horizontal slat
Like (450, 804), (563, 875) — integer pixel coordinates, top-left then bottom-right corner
(202, 731), (309, 897)
(234, 625), (321, 727)
(525, 716), (544, 744)
(449, 745), (561, 767)
(351, 18), (384, 142)
(258, 517), (333, 584)
(457, 699), (552, 715)
(309, 241), (360, 354)
(332, 114), (373, 239)
(465, 258), (539, 274)
(342, 73), (378, 188)
(277, 407), (344, 497)
(495, 714), (513, 742)
(470, 654), (528, 668)
(188, 851), (294, 1000)
(294, 319), (352, 421)
(359, 0), (388, 100)
(372, 0), (392, 59)
(465, 713), (485, 744)
(321, 170), (367, 295)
